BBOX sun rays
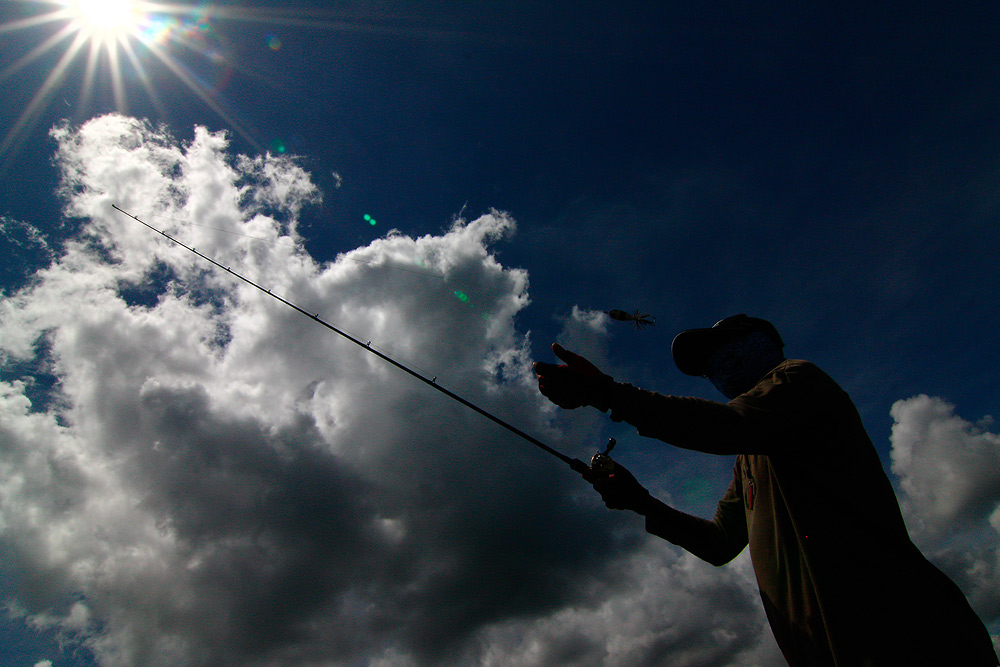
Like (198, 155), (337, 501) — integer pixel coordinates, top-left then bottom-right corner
(0, 1), (485, 173)
(71, 0), (144, 37)
(0, 0), (262, 169)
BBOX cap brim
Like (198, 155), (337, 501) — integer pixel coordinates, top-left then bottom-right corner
(671, 328), (739, 376)
(672, 314), (785, 376)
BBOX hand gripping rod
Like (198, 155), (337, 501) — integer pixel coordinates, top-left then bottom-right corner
(112, 205), (589, 475)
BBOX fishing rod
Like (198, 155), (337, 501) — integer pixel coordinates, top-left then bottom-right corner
(111, 204), (591, 475)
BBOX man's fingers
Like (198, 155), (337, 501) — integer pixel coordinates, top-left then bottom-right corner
(532, 361), (562, 376)
(552, 342), (585, 366)
(533, 345), (602, 410)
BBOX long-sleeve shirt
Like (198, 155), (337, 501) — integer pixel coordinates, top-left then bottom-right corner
(606, 359), (997, 666)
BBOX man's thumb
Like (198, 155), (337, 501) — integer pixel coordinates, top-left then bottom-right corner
(552, 342), (580, 365)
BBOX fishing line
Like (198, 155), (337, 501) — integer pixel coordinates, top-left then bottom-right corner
(112, 204), (588, 474)
(138, 211), (300, 248)
(133, 210), (443, 278)
(127, 209), (487, 380)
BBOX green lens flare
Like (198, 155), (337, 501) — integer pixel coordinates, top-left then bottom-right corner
(454, 290), (470, 303)
(364, 214), (376, 225)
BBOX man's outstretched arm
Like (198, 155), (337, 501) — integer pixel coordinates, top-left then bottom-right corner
(533, 343), (786, 456)
(642, 493), (748, 566)
(592, 462), (748, 567)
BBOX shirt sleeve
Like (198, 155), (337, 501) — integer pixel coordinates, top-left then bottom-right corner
(643, 462), (748, 566)
(605, 361), (821, 455)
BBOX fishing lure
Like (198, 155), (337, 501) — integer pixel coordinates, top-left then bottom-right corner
(607, 309), (656, 330)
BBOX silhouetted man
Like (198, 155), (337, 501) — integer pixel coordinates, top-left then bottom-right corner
(533, 314), (997, 666)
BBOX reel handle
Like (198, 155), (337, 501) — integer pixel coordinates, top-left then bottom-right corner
(589, 438), (617, 477)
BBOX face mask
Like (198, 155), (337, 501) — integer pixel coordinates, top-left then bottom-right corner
(704, 332), (785, 399)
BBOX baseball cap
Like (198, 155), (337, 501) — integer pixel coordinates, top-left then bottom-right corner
(671, 314), (784, 376)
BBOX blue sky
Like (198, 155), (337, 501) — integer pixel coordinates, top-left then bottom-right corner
(1, 2), (999, 665)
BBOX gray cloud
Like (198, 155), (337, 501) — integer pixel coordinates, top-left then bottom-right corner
(464, 548), (783, 667)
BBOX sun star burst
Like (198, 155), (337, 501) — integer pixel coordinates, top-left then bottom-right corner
(69, 0), (143, 41)
(0, 0), (340, 170)
(0, 0), (252, 167)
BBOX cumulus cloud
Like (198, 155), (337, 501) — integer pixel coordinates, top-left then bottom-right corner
(467, 547), (782, 667)
(890, 394), (1000, 626)
(0, 114), (776, 666)
(890, 395), (1000, 540)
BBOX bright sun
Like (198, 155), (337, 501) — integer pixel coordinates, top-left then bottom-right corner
(67, 0), (143, 42)
(0, 0), (289, 167)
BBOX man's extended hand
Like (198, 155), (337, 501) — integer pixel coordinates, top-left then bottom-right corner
(590, 460), (652, 514)
(532, 343), (613, 410)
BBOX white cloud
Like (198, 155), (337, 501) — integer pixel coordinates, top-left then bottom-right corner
(890, 394), (1000, 540)
(557, 306), (608, 351)
(0, 114), (779, 666)
(549, 306), (613, 385)
(890, 394), (1000, 626)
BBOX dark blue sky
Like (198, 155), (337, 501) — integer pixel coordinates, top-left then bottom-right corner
(2, 2), (999, 665)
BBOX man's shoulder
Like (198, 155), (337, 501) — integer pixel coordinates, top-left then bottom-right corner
(735, 360), (851, 419)
(775, 358), (823, 376)
(769, 359), (844, 393)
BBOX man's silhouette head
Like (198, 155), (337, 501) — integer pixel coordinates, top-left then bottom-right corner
(672, 315), (786, 399)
